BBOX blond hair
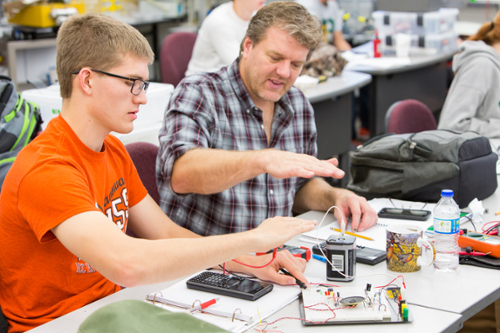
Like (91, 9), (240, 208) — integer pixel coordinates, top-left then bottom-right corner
(56, 13), (154, 98)
(468, 10), (500, 46)
(239, 1), (322, 61)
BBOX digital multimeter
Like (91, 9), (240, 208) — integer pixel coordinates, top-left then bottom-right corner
(256, 244), (311, 261)
(458, 231), (500, 258)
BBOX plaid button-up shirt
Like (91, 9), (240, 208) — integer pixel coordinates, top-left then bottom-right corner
(156, 60), (317, 236)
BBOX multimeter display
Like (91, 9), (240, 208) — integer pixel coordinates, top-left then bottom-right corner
(458, 231), (500, 258)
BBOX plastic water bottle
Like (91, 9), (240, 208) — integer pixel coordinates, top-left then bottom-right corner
(433, 189), (460, 272)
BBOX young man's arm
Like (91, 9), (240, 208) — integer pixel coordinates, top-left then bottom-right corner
(51, 194), (317, 287)
(171, 148), (344, 194)
(292, 177), (378, 232)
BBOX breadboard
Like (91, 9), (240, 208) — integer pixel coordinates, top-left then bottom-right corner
(299, 285), (413, 326)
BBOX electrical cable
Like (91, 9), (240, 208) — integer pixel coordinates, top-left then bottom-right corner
(231, 247), (278, 269)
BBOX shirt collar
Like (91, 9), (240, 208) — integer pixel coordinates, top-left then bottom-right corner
(227, 60), (294, 117)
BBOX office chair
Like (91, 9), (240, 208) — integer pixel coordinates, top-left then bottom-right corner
(125, 142), (160, 205)
(125, 142), (160, 238)
(160, 32), (197, 87)
(385, 99), (437, 134)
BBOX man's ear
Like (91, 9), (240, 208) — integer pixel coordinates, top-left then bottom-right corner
(242, 37), (254, 59)
(77, 68), (93, 96)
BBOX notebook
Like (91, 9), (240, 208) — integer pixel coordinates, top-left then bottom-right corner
(146, 271), (309, 333)
(301, 198), (436, 250)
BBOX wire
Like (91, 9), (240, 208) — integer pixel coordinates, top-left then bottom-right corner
(310, 282), (340, 288)
(315, 206), (355, 279)
(375, 275), (406, 289)
(482, 221), (500, 235)
(257, 308), (263, 332)
(231, 248), (278, 269)
(217, 265), (252, 279)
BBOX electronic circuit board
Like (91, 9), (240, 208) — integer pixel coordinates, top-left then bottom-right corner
(299, 285), (413, 326)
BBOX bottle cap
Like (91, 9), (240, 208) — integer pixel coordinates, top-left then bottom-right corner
(441, 189), (453, 197)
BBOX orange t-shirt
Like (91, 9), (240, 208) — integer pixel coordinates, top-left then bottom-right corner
(0, 116), (148, 333)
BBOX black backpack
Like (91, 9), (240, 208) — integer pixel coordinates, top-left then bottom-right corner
(0, 75), (43, 189)
(347, 130), (498, 208)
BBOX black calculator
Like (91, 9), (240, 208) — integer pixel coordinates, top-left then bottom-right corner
(186, 271), (274, 301)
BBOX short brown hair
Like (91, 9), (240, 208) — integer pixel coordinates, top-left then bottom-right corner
(239, 1), (322, 60)
(468, 10), (500, 45)
(56, 13), (154, 98)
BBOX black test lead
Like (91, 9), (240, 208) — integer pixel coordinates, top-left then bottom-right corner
(280, 269), (307, 289)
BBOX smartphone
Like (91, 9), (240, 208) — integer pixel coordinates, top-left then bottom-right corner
(377, 207), (431, 221)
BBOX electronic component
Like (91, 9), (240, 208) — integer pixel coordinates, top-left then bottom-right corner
(283, 245), (311, 261)
(339, 296), (365, 306)
(299, 285), (413, 325)
(458, 231), (500, 258)
(186, 271), (273, 301)
(326, 234), (356, 282)
(386, 287), (401, 299)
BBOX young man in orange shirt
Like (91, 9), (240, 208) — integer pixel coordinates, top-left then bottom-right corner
(0, 13), (316, 333)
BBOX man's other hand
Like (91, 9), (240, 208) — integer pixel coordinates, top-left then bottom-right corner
(333, 189), (378, 232)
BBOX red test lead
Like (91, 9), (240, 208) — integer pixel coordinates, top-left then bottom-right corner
(459, 250), (489, 256)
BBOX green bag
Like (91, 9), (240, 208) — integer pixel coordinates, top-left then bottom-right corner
(0, 75), (42, 189)
(78, 300), (229, 333)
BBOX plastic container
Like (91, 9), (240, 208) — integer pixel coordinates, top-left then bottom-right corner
(433, 189), (460, 272)
(379, 30), (458, 55)
(21, 82), (174, 130)
(372, 8), (459, 36)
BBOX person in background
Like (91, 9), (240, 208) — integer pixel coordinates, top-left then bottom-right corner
(438, 10), (500, 138)
(157, 1), (378, 238)
(0, 13), (317, 333)
(297, 0), (370, 143)
(296, 0), (351, 51)
(185, 0), (265, 76)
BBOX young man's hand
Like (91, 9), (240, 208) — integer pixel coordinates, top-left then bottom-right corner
(249, 216), (317, 253)
(228, 250), (309, 287)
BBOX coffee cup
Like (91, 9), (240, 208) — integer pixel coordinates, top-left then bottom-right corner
(386, 224), (435, 273)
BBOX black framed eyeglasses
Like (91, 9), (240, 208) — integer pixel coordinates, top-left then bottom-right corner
(71, 69), (149, 96)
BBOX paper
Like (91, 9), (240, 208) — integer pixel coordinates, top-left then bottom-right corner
(301, 198), (436, 250)
(147, 272), (307, 333)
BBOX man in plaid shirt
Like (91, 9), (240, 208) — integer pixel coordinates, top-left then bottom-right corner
(157, 1), (378, 236)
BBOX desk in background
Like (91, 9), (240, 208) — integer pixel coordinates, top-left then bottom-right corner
(7, 14), (187, 89)
(348, 43), (456, 137)
(304, 70), (371, 187)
